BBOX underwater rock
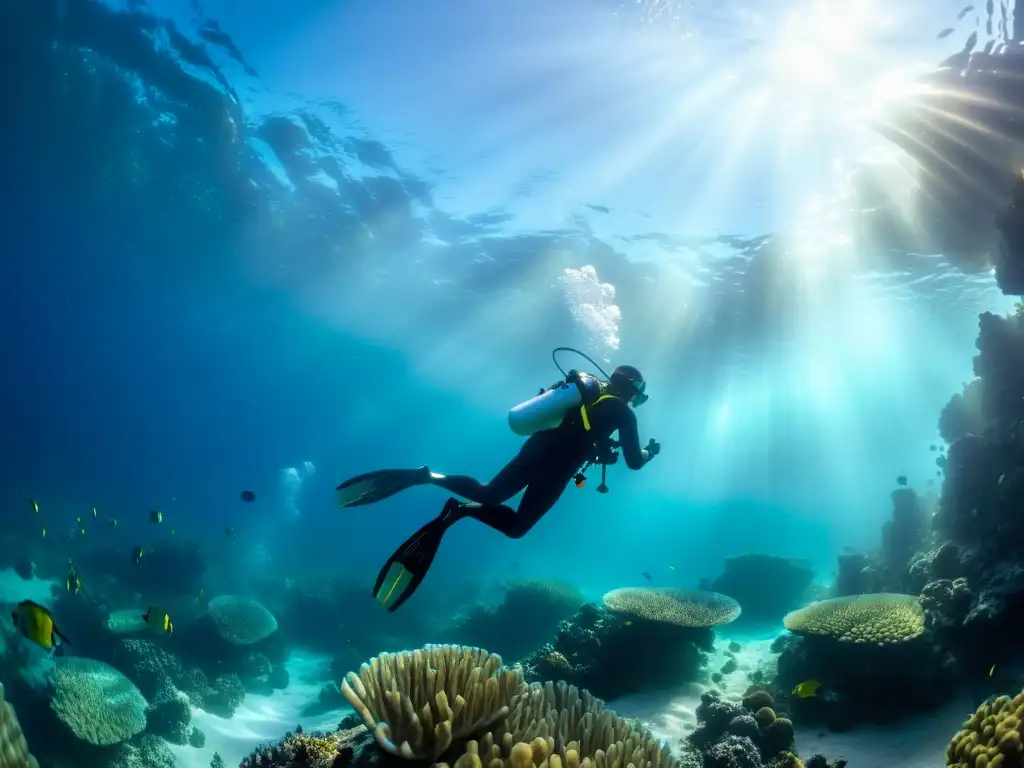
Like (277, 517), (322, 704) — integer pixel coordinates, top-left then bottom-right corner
(519, 602), (714, 700)
(705, 735), (763, 768)
(147, 686), (192, 744)
(708, 554), (815, 627)
(687, 691), (820, 768)
(188, 726), (206, 748)
(775, 629), (953, 729)
(882, 488), (926, 573)
(107, 733), (176, 768)
(920, 578), (972, 630)
(833, 553), (877, 598)
(445, 579), (584, 662)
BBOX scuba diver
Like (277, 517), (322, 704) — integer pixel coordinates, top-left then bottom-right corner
(334, 348), (661, 612)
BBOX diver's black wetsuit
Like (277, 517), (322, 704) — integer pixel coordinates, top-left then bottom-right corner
(431, 394), (648, 538)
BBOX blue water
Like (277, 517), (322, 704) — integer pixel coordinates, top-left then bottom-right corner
(1, 0), (1021, 765)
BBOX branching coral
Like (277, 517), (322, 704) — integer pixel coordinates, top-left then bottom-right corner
(782, 594), (925, 644)
(947, 691), (1024, 767)
(443, 680), (676, 768)
(602, 588), (741, 627)
(341, 644), (525, 760)
(49, 658), (148, 746)
(0, 682), (37, 768)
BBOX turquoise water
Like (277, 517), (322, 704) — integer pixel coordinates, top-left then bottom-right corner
(2, 1), (1023, 767)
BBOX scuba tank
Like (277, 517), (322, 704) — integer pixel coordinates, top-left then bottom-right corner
(508, 370), (602, 436)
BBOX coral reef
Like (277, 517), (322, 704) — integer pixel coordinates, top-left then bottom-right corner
(603, 587), (741, 627)
(782, 594), (925, 644)
(920, 578), (973, 630)
(207, 595), (279, 646)
(520, 598), (718, 700)
(775, 594), (954, 728)
(341, 644), (523, 759)
(446, 580), (584, 662)
(48, 657), (148, 746)
(107, 734), (176, 768)
(946, 690), (1024, 767)
(248, 650), (676, 768)
(686, 689), (843, 768)
(146, 685), (193, 745)
(0, 682), (37, 768)
(705, 554), (814, 627)
(113, 638), (246, 718)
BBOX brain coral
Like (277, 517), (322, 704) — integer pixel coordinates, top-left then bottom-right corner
(50, 658), (147, 746)
(783, 593), (925, 644)
(946, 691), (1024, 768)
(602, 587), (741, 627)
(207, 595), (278, 646)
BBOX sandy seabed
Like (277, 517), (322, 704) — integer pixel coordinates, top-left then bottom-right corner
(167, 650), (352, 768)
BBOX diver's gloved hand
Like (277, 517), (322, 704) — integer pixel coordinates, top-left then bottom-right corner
(646, 438), (661, 458)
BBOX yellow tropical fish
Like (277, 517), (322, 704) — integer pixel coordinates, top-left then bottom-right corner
(110, 518), (117, 529)
(792, 679), (821, 698)
(990, 664), (997, 677)
(142, 606), (173, 635)
(41, 526), (46, 538)
(668, 565), (676, 572)
(623, 620), (633, 627)
(12, 600), (69, 652)
(998, 474), (1005, 485)
(92, 507), (98, 519)
(30, 499), (39, 515)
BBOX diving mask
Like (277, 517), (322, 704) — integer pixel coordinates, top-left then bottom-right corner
(629, 379), (649, 408)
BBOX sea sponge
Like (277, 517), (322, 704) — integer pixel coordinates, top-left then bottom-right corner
(0, 683), (37, 768)
(443, 680), (677, 768)
(602, 588), (741, 627)
(207, 596), (278, 646)
(782, 594), (925, 644)
(50, 658), (148, 746)
(946, 691), (1024, 767)
(340, 644), (525, 760)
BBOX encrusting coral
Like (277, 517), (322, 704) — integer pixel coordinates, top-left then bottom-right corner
(340, 644), (525, 760)
(782, 594), (925, 644)
(946, 691), (1024, 767)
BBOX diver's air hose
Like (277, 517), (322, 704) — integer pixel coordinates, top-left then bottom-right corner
(552, 346), (612, 381)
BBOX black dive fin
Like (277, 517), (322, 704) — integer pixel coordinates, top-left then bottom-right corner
(335, 466), (433, 509)
(372, 506), (456, 611)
